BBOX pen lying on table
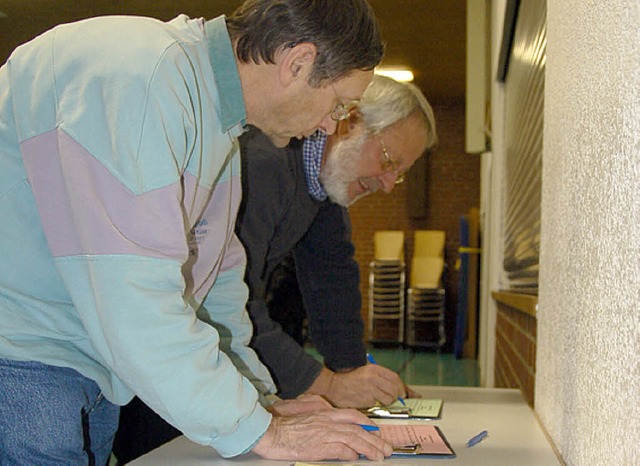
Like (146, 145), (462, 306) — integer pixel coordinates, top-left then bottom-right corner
(466, 430), (489, 447)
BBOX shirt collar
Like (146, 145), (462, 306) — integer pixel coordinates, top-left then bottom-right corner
(204, 16), (246, 137)
(302, 132), (328, 201)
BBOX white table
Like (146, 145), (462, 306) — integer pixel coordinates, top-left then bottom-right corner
(130, 386), (561, 465)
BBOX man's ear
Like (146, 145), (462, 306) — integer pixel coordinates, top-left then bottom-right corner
(347, 111), (364, 134)
(279, 42), (317, 87)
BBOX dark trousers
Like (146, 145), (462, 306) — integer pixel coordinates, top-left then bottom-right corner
(112, 397), (180, 465)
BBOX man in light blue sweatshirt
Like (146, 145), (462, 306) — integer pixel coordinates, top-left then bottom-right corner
(0, 1), (393, 464)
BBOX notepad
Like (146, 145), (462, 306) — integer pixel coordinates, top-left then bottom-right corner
(380, 424), (455, 457)
(365, 398), (443, 419)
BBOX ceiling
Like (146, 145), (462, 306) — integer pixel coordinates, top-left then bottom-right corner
(0, 0), (466, 104)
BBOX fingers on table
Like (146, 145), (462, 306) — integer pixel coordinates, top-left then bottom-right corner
(306, 417), (392, 461)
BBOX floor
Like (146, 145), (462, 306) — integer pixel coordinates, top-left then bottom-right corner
(305, 345), (480, 387)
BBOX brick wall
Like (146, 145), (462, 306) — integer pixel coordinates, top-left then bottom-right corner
(494, 301), (537, 407)
(348, 102), (481, 351)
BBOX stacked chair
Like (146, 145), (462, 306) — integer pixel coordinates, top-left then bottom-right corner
(405, 230), (447, 350)
(367, 231), (405, 344)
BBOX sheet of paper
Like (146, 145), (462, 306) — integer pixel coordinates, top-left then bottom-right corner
(379, 424), (453, 455)
(387, 398), (443, 418)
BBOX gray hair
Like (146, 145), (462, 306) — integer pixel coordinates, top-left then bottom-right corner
(357, 75), (438, 151)
(226, 0), (384, 87)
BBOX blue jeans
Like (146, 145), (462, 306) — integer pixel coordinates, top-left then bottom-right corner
(0, 358), (119, 465)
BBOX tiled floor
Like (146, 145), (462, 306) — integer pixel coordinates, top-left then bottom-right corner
(306, 345), (480, 387)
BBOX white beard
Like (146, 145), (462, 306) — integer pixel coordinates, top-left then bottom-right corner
(320, 132), (368, 207)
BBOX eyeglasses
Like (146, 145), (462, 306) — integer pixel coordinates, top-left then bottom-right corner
(378, 135), (405, 184)
(329, 84), (351, 122)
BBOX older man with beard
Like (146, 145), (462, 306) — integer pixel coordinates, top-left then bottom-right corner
(235, 75), (438, 405)
(114, 76), (437, 462)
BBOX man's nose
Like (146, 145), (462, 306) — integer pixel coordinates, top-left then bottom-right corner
(380, 171), (399, 193)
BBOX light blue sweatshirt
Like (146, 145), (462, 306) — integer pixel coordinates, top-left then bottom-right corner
(0, 14), (274, 457)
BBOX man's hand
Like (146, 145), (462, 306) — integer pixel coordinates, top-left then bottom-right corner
(252, 408), (392, 461)
(306, 365), (408, 408)
(405, 384), (421, 399)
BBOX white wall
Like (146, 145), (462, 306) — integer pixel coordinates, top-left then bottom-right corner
(536, 0), (640, 464)
(477, 0), (507, 389)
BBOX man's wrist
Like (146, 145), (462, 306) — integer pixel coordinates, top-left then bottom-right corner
(334, 366), (356, 373)
(304, 367), (334, 398)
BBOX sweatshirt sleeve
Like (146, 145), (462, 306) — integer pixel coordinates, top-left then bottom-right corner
(196, 233), (277, 398)
(294, 202), (367, 370)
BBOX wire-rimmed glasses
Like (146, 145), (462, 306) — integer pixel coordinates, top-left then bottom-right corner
(378, 136), (405, 184)
(329, 84), (352, 122)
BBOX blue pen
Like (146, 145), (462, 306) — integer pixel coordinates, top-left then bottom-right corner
(358, 423), (380, 432)
(466, 430), (489, 447)
(366, 353), (406, 406)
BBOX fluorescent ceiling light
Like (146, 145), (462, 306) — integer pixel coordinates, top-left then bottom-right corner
(374, 67), (414, 82)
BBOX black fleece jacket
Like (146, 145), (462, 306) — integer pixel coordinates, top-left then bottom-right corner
(236, 127), (366, 399)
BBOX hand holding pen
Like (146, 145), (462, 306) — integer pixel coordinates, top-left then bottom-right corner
(366, 353), (406, 406)
(310, 360), (408, 408)
(253, 410), (392, 461)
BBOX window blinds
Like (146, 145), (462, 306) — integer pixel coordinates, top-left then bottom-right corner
(502, 0), (546, 294)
